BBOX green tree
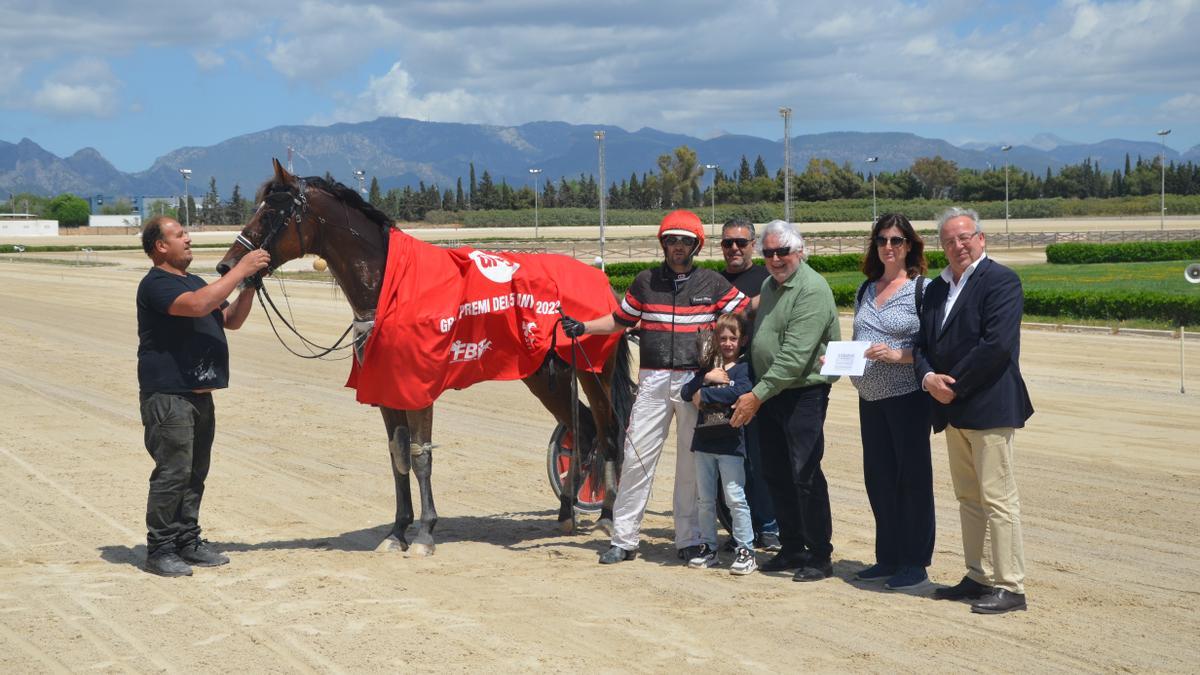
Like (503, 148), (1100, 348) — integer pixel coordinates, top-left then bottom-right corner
(201, 177), (221, 224)
(739, 155), (752, 183)
(229, 184), (247, 225)
(910, 156), (959, 199)
(468, 163), (477, 209)
(369, 177), (382, 205)
(46, 194), (91, 227)
(753, 155), (769, 179)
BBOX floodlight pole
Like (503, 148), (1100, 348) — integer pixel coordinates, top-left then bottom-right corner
(179, 169), (192, 228)
(595, 130), (606, 270)
(352, 169), (366, 199)
(529, 168), (542, 238)
(1001, 144), (1013, 234)
(866, 156), (878, 222)
(1157, 129), (1171, 230)
(779, 107), (792, 223)
(705, 163), (719, 237)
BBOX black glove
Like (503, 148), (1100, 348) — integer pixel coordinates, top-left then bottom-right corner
(560, 315), (586, 338)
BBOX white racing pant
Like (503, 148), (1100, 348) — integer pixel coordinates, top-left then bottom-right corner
(610, 368), (700, 551)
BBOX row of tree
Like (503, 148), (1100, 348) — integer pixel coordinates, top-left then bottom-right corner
(6, 150), (1200, 225)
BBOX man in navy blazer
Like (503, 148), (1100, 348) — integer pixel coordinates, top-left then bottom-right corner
(913, 207), (1034, 615)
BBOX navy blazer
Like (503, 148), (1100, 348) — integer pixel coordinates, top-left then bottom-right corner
(913, 256), (1034, 433)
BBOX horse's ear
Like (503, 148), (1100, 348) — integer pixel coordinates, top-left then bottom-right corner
(272, 157), (295, 184)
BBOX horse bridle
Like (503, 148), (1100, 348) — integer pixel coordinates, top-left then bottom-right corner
(239, 180), (367, 361)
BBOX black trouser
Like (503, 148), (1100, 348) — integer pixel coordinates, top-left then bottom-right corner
(759, 385), (833, 561)
(742, 419), (779, 535)
(859, 390), (936, 568)
(140, 391), (215, 556)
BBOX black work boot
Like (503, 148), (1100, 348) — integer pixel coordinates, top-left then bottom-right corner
(178, 540), (230, 567)
(145, 552), (193, 577)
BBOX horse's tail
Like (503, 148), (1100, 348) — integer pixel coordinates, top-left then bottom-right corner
(610, 333), (636, 454)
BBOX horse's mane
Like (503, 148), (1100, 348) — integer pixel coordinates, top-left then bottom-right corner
(255, 175), (395, 234)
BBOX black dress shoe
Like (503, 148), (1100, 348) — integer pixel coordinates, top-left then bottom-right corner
(792, 560), (833, 582)
(932, 575), (994, 601)
(971, 589), (1027, 614)
(759, 551), (811, 572)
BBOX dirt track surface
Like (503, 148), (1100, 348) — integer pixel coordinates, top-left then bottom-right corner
(1, 253), (1198, 672)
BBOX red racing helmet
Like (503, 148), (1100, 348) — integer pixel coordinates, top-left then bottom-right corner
(657, 209), (705, 249)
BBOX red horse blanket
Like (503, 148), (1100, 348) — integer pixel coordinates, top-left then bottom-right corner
(347, 229), (622, 409)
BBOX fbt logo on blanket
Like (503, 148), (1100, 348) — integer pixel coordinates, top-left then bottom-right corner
(469, 251), (520, 283)
(449, 338), (492, 363)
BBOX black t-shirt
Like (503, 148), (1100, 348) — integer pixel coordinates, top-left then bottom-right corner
(136, 267), (230, 393)
(721, 265), (771, 299)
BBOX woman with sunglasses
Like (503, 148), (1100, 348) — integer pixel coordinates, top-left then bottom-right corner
(849, 214), (936, 591)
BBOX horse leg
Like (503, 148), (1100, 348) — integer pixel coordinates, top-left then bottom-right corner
(377, 407), (414, 552)
(522, 365), (591, 533)
(577, 365), (618, 535)
(404, 406), (438, 557)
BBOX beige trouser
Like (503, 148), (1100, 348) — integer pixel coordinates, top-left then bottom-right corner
(945, 425), (1026, 594)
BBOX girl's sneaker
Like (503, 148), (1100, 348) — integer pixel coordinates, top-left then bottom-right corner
(687, 544), (718, 569)
(730, 547), (757, 575)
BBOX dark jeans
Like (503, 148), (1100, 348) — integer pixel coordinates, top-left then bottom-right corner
(759, 385), (833, 561)
(140, 391), (215, 556)
(743, 419), (779, 535)
(859, 390), (936, 568)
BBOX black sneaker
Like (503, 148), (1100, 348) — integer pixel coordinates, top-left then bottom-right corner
(792, 560), (833, 582)
(145, 552), (193, 577)
(756, 531), (782, 552)
(759, 551), (810, 572)
(178, 540), (230, 567)
(677, 544), (706, 562)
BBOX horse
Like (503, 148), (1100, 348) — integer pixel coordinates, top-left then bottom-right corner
(216, 159), (634, 556)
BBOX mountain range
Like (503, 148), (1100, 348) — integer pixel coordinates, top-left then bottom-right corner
(3, 118), (1198, 200)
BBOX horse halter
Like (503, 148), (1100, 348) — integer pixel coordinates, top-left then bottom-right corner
(239, 180), (321, 264)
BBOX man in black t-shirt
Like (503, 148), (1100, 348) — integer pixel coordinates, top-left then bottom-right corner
(718, 219), (780, 552)
(136, 215), (269, 577)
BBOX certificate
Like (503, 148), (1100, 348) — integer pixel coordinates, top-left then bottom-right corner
(820, 341), (871, 377)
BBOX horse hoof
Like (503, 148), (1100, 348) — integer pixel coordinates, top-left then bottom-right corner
(558, 518), (576, 535)
(595, 518), (614, 537)
(375, 535), (408, 553)
(407, 542), (435, 557)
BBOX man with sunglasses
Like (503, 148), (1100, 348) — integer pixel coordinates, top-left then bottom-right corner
(730, 220), (841, 582)
(718, 219), (780, 552)
(913, 207), (1033, 614)
(561, 210), (749, 565)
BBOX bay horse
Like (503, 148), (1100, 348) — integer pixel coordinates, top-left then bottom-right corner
(217, 159), (634, 556)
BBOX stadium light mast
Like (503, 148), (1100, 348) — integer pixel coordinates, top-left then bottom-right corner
(529, 168), (542, 238)
(1157, 129), (1171, 230)
(779, 107), (792, 223)
(1001, 144), (1013, 233)
(704, 163), (719, 236)
(352, 169), (366, 198)
(179, 169), (192, 228)
(865, 156), (879, 222)
(595, 130), (606, 270)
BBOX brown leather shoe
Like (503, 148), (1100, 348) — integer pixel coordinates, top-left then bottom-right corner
(971, 589), (1027, 614)
(932, 575), (993, 600)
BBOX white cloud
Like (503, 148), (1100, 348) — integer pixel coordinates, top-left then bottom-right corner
(193, 49), (226, 70)
(1160, 93), (1200, 119)
(30, 60), (120, 117)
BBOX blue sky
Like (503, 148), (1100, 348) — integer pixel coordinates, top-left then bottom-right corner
(2, 0), (1197, 172)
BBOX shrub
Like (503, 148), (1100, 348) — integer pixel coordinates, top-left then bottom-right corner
(1045, 241), (1200, 264)
(1023, 289), (1200, 325)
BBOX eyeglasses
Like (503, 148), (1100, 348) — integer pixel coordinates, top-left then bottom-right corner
(940, 231), (980, 248)
(721, 238), (750, 249)
(661, 235), (697, 247)
(761, 247), (793, 259)
(874, 236), (907, 248)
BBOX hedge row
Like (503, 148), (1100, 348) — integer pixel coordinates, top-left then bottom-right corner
(605, 251), (945, 279)
(1023, 290), (1200, 324)
(419, 195), (1200, 227)
(1045, 241), (1200, 264)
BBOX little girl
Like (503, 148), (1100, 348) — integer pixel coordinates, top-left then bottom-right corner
(680, 313), (756, 575)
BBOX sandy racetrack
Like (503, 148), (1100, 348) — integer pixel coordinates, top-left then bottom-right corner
(1, 249), (1197, 672)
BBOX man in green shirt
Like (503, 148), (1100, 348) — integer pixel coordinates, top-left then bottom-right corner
(731, 220), (840, 581)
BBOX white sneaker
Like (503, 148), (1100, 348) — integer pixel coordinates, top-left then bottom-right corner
(687, 544), (718, 569)
(730, 546), (757, 576)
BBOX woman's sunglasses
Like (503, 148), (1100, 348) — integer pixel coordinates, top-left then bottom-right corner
(874, 236), (907, 248)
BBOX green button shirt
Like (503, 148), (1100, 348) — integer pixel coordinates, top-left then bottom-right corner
(750, 261), (841, 402)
